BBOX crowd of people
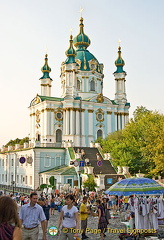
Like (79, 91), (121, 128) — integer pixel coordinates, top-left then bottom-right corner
(0, 188), (163, 240)
(0, 187), (132, 240)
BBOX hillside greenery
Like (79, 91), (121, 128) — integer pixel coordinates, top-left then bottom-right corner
(96, 106), (164, 177)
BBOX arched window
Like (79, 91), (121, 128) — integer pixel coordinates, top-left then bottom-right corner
(97, 129), (103, 139)
(56, 129), (62, 143)
(90, 80), (95, 91)
(36, 133), (40, 141)
(77, 79), (81, 91)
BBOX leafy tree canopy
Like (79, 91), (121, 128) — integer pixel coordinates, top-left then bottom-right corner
(4, 137), (29, 147)
(83, 174), (97, 191)
(96, 106), (164, 177)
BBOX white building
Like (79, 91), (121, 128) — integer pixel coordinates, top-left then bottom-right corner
(0, 16), (128, 193)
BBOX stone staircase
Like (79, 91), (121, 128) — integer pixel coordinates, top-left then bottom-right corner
(73, 147), (124, 189)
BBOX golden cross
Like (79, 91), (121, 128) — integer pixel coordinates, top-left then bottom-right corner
(118, 39), (121, 47)
(80, 7), (83, 18)
(70, 27), (73, 35)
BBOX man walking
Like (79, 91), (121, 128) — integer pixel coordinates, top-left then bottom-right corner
(19, 192), (47, 240)
(79, 196), (90, 239)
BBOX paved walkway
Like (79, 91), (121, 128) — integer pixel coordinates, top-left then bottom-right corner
(38, 210), (127, 240)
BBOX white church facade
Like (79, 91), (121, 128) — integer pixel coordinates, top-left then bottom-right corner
(0, 17), (129, 193)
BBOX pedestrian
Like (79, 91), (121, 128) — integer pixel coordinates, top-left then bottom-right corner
(50, 197), (55, 215)
(102, 198), (111, 224)
(19, 192), (47, 240)
(96, 153), (101, 160)
(42, 199), (51, 232)
(0, 196), (22, 240)
(123, 196), (129, 211)
(96, 199), (108, 240)
(79, 196), (90, 239)
(57, 194), (80, 240)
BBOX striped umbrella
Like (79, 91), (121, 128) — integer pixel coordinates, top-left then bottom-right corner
(105, 177), (164, 196)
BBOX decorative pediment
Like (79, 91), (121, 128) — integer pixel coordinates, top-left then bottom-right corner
(31, 95), (41, 106)
(88, 59), (98, 71)
(97, 93), (104, 103)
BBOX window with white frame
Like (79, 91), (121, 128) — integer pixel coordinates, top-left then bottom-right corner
(2, 174), (4, 182)
(5, 174), (7, 182)
(55, 156), (61, 166)
(2, 159), (4, 166)
(77, 79), (81, 91)
(11, 159), (14, 167)
(44, 156), (51, 167)
(46, 178), (48, 184)
(30, 176), (32, 185)
(67, 178), (73, 187)
(17, 175), (19, 184)
(25, 176), (27, 184)
(100, 179), (104, 184)
(11, 174), (13, 182)
(90, 79), (95, 91)
(41, 177), (43, 184)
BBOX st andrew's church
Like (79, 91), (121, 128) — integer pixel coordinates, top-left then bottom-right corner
(0, 17), (130, 193)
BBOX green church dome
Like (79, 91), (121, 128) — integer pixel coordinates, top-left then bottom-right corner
(73, 17), (91, 50)
(65, 35), (76, 64)
(72, 17), (102, 73)
(40, 54), (52, 79)
(75, 49), (99, 71)
(114, 46), (125, 73)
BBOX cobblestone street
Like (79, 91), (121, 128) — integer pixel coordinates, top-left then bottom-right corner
(38, 210), (127, 240)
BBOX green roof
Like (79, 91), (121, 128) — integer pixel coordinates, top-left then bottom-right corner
(39, 95), (64, 102)
(68, 147), (75, 159)
(39, 164), (77, 175)
(75, 49), (100, 71)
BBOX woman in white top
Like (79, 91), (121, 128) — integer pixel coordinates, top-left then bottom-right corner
(57, 194), (80, 240)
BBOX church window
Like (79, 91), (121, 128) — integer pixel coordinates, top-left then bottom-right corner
(97, 129), (103, 139)
(56, 129), (62, 143)
(90, 79), (95, 91)
(11, 159), (14, 166)
(97, 113), (103, 120)
(77, 79), (81, 91)
(67, 178), (73, 187)
(44, 156), (51, 167)
(30, 176), (32, 185)
(46, 178), (48, 184)
(17, 175), (19, 183)
(91, 64), (95, 70)
(36, 134), (40, 141)
(56, 112), (62, 120)
(2, 174), (4, 182)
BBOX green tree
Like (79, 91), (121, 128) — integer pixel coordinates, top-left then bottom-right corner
(100, 106), (164, 177)
(4, 137), (29, 147)
(83, 174), (97, 191)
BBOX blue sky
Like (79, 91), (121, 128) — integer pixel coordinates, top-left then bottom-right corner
(0, 0), (163, 146)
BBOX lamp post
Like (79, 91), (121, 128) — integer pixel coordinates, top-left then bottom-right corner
(78, 171), (81, 190)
